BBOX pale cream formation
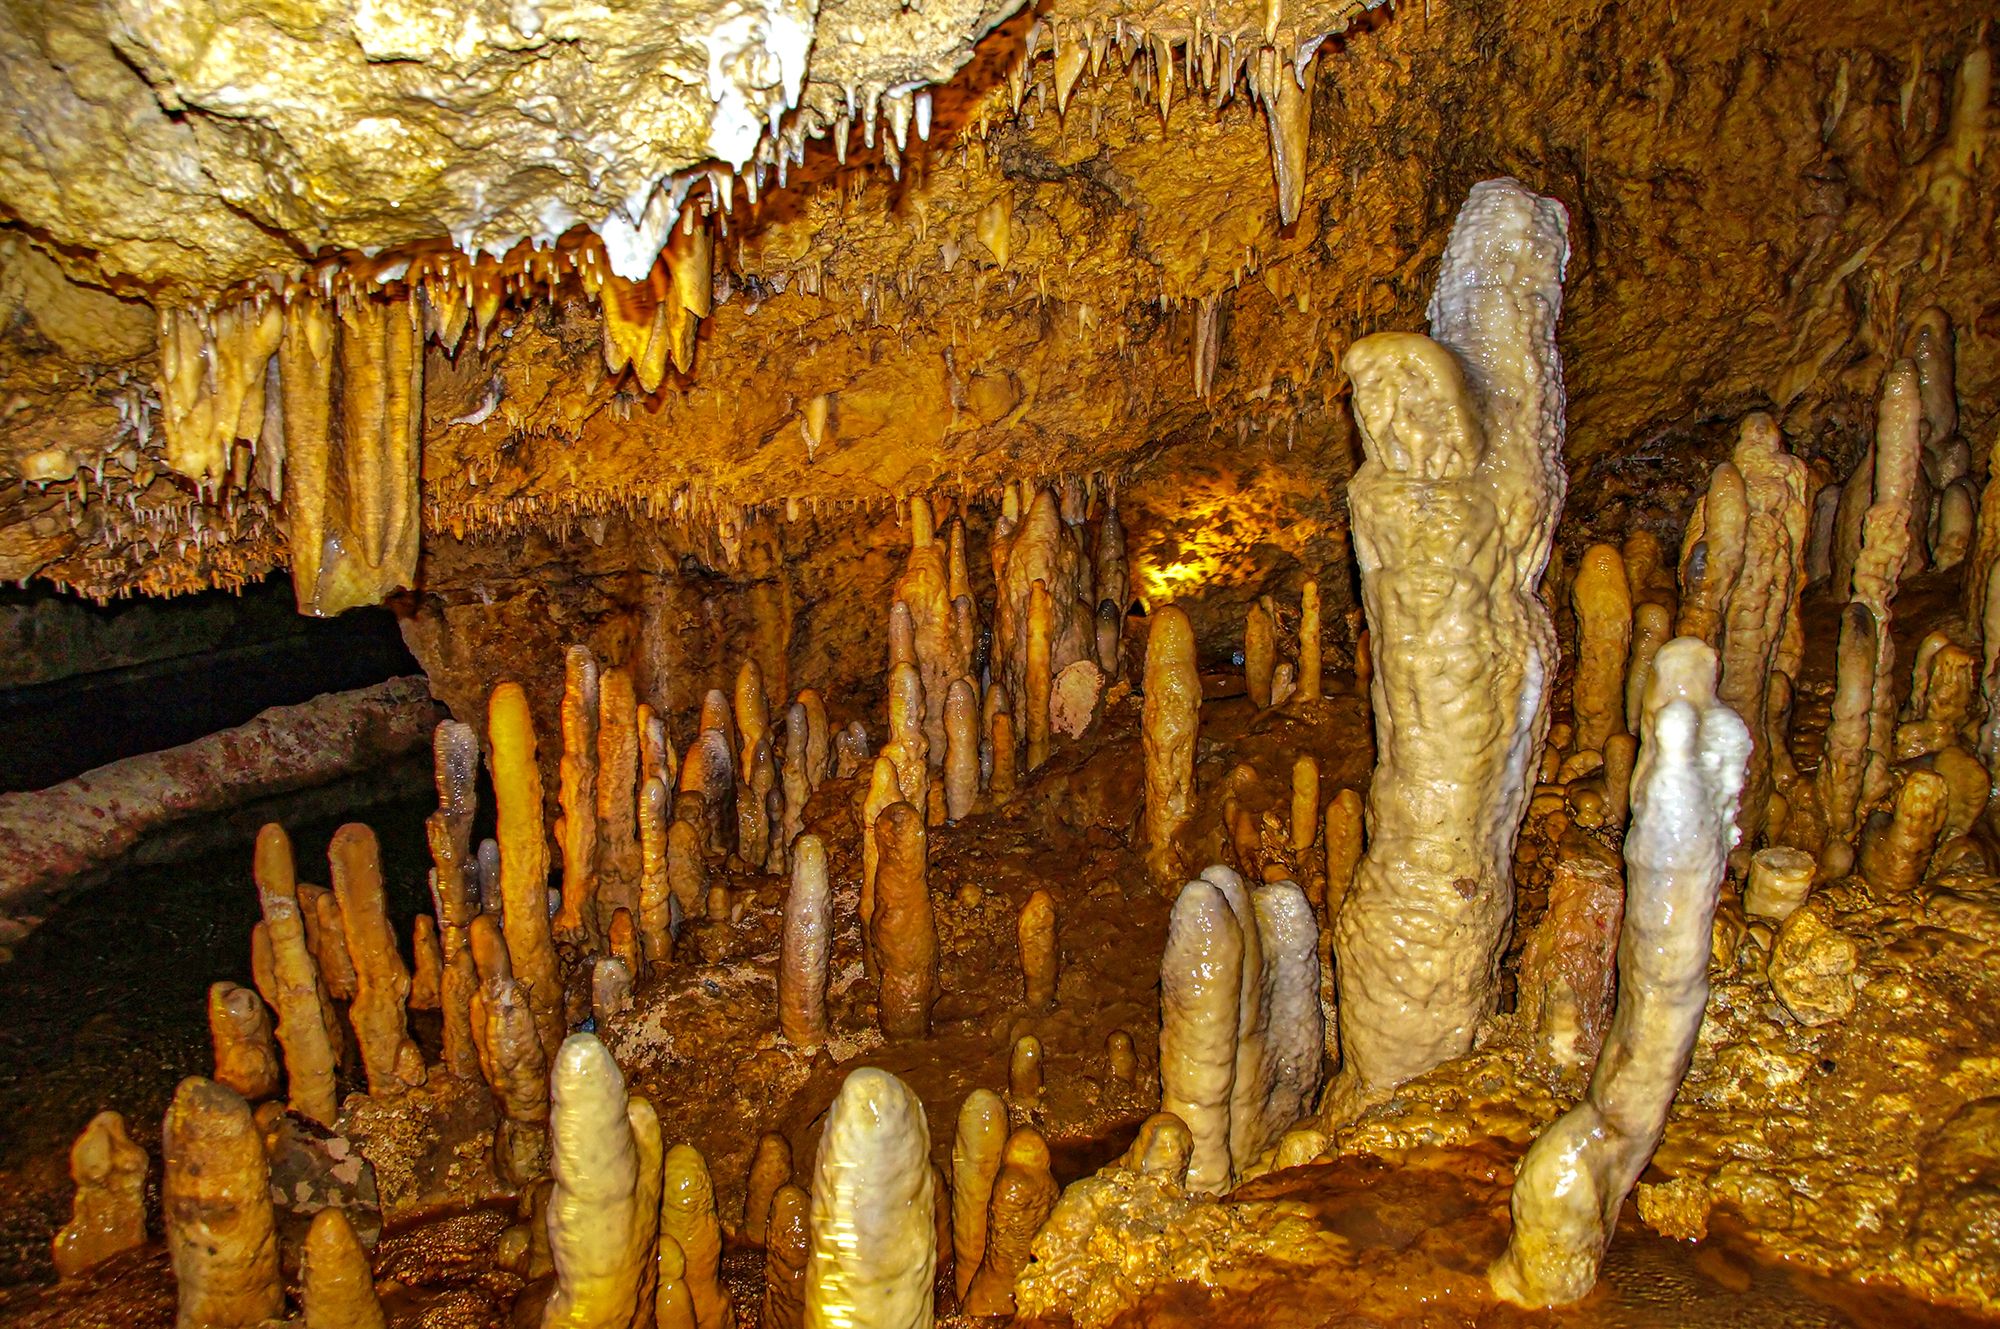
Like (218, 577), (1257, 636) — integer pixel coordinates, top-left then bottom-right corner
(779, 834), (832, 1049)
(542, 1034), (646, 1329)
(1334, 178), (1571, 1106)
(803, 1067), (936, 1329)
(1158, 877), (1243, 1194)
(1252, 881), (1324, 1138)
(52, 1111), (148, 1279)
(1490, 637), (1748, 1307)
(1140, 605), (1199, 881)
(1203, 864), (1272, 1174)
(163, 1078), (283, 1329)
(1851, 362), (1925, 809)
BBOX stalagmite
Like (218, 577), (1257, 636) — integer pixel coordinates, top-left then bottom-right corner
(1854, 363), (1927, 807)
(607, 913), (639, 986)
(52, 1111), (148, 1279)
(762, 1184), (810, 1329)
(1297, 581), (1323, 702)
(592, 958), (633, 1026)
(962, 1127), (1060, 1317)
(1024, 578), (1056, 770)
(1859, 770), (1948, 893)
(208, 982), (281, 1103)
(680, 730), (736, 858)
(952, 1088), (1008, 1302)
(302, 1208), (386, 1329)
(1571, 544), (1632, 756)
(163, 1078), (283, 1329)
(1323, 788), (1364, 913)
(1603, 733), (1638, 828)
(667, 792), (709, 924)
(989, 708), (1018, 796)
(638, 777), (674, 968)
(656, 1234), (697, 1329)
(597, 667), (642, 921)
(1160, 876), (1243, 1194)
(484, 974), (552, 1186)
(1253, 880), (1323, 1137)
(254, 826), (340, 1126)
(739, 736), (775, 869)
(1624, 602), (1673, 737)
(1018, 888), (1058, 1012)
(1744, 846), (1816, 921)
(1490, 638), (1748, 1307)
(744, 1132), (793, 1248)
(556, 645), (601, 942)
(874, 803), (937, 1039)
(1718, 415), (1810, 846)
(411, 915), (443, 1010)
(1290, 755), (1320, 853)
(944, 679), (980, 820)
(1206, 865), (1272, 1174)
(780, 703), (811, 854)
(779, 834), (831, 1049)
(859, 757), (902, 968)
(799, 690), (832, 790)
(1675, 464), (1745, 648)
(490, 682), (564, 1058)
(330, 822), (425, 1093)
(893, 496), (970, 759)
(543, 1034), (646, 1329)
(1335, 178), (1571, 1107)
(1009, 1034), (1044, 1107)
(1142, 605), (1199, 881)
(1817, 603), (1879, 856)
(305, 885), (359, 1000)
(1244, 599), (1277, 709)
(804, 1067), (935, 1329)
(659, 1144), (731, 1329)
(428, 720), (482, 1080)
(736, 659), (772, 774)
(884, 662), (931, 812)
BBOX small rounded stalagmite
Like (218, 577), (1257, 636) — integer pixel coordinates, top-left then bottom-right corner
(761, 1182), (810, 1329)
(52, 1111), (148, 1279)
(302, 1207), (386, 1329)
(962, 1126), (1061, 1317)
(659, 1143), (732, 1329)
(743, 1131), (793, 1249)
(1106, 1030), (1139, 1084)
(207, 982), (281, 1103)
(1744, 846), (1817, 921)
(1244, 598), (1277, 709)
(951, 1088), (1008, 1303)
(1009, 1034), (1044, 1107)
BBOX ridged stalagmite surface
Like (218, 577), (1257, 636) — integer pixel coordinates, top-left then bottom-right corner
(1159, 877), (1243, 1194)
(253, 824), (340, 1126)
(659, 1144), (732, 1329)
(543, 1034), (645, 1329)
(207, 982), (280, 1103)
(873, 803), (936, 1039)
(805, 1067), (935, 1329)
(555, 645), (601, 943)
(1491, 638), (1748, 1307)
(52, 1111), (148, 1279)
(952, 1088), (1009, 1302)
(779, 834), (832, 1049)
(1141, 606), (1199, 881)
(489, 681), (564, 1058)
(303, 1208), (386, 1329)
(1333, 178), (1570, 1108)
(330, 821), (424, 1094)
(163, 1078), (282, 1329)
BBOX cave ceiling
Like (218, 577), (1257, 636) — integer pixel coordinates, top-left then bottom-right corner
(0, 0), (1991, 607)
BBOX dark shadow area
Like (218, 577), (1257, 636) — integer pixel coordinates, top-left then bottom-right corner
(0, 576), (418, 793)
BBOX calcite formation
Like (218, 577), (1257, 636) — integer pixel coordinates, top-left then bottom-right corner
(804, 1068), (936, 1329)
(52, 1111), (149, 1279)
(1333, 177), (1570, 1108)
(162, 1078), (283, 1329)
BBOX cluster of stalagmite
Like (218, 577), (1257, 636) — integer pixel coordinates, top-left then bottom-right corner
(1331, 177), (1572, 1107)
(1491, 640), (1749, 1307)
(1158, 866), (1323, 1192)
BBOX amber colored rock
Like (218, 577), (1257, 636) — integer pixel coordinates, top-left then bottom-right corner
(163, 1078), (283, 1329)
(1141, 606), (1199, 882)
(208, 981), (282, 1103)
(330, 822), (425, 1094)
(1571, 544), (1632, 756)
(254, 825), (340, 1126)
(742, 1132), (793, 1250)
(302, 1207), (385, 1329)
(555, 644), (601, 944)
(1515, 834), (1624, 1075)
(52, 1110), (148, 1279)
(761, 1183), (810, 1329)
(872, 802), (936, 1040)
(410, 914), (443, 1011)
(1009, 1034), (1044, 1108)
(951, 1088), (1008, 1302)
(489, 681), (564, 1059)
(659, 1143), (731, 1329)
(1769, 903), (1859, 1027)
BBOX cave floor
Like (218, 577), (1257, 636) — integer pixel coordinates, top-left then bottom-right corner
(6, 613), (2000, 1324)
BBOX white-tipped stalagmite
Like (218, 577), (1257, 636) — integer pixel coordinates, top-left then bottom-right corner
(779, 834), (831, 1049)
(1159, 876), (1244, 1194)
(163, 1078), (283, 1329)
(1490, 638), (1748, 1307)
(556, 645), (601, 942)
(951, 1088), (1008, 1303)
(1570, 544), (1631, 757)
(804, 1067), (936, 1329)
(1334, 178), (1570, 1107)
(1142, 605), (1199, 881)
(543, 1034), (646, 1329)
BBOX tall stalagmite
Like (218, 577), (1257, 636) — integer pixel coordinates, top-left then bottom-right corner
(1490, 639), (1748, 1306)
(1332, 178), (1570, 1108)
(490, 682), (564, 1058)
(1141, 605), (1199, 881)
(804, 1067), (935, 1329)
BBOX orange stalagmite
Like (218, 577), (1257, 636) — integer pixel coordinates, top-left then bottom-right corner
(1141, 606), (1199, 882)
(555, 645), (601, 943)
(52, 1111), (148, 1279)
(330, 822), (425, 1094)
(489, 681), (564, 1058)
(207, 982), (281, 1103)
(163, 1078), (283, 1329)
(254, 824), (340, 1126)
(873, 802), (936, 1039)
